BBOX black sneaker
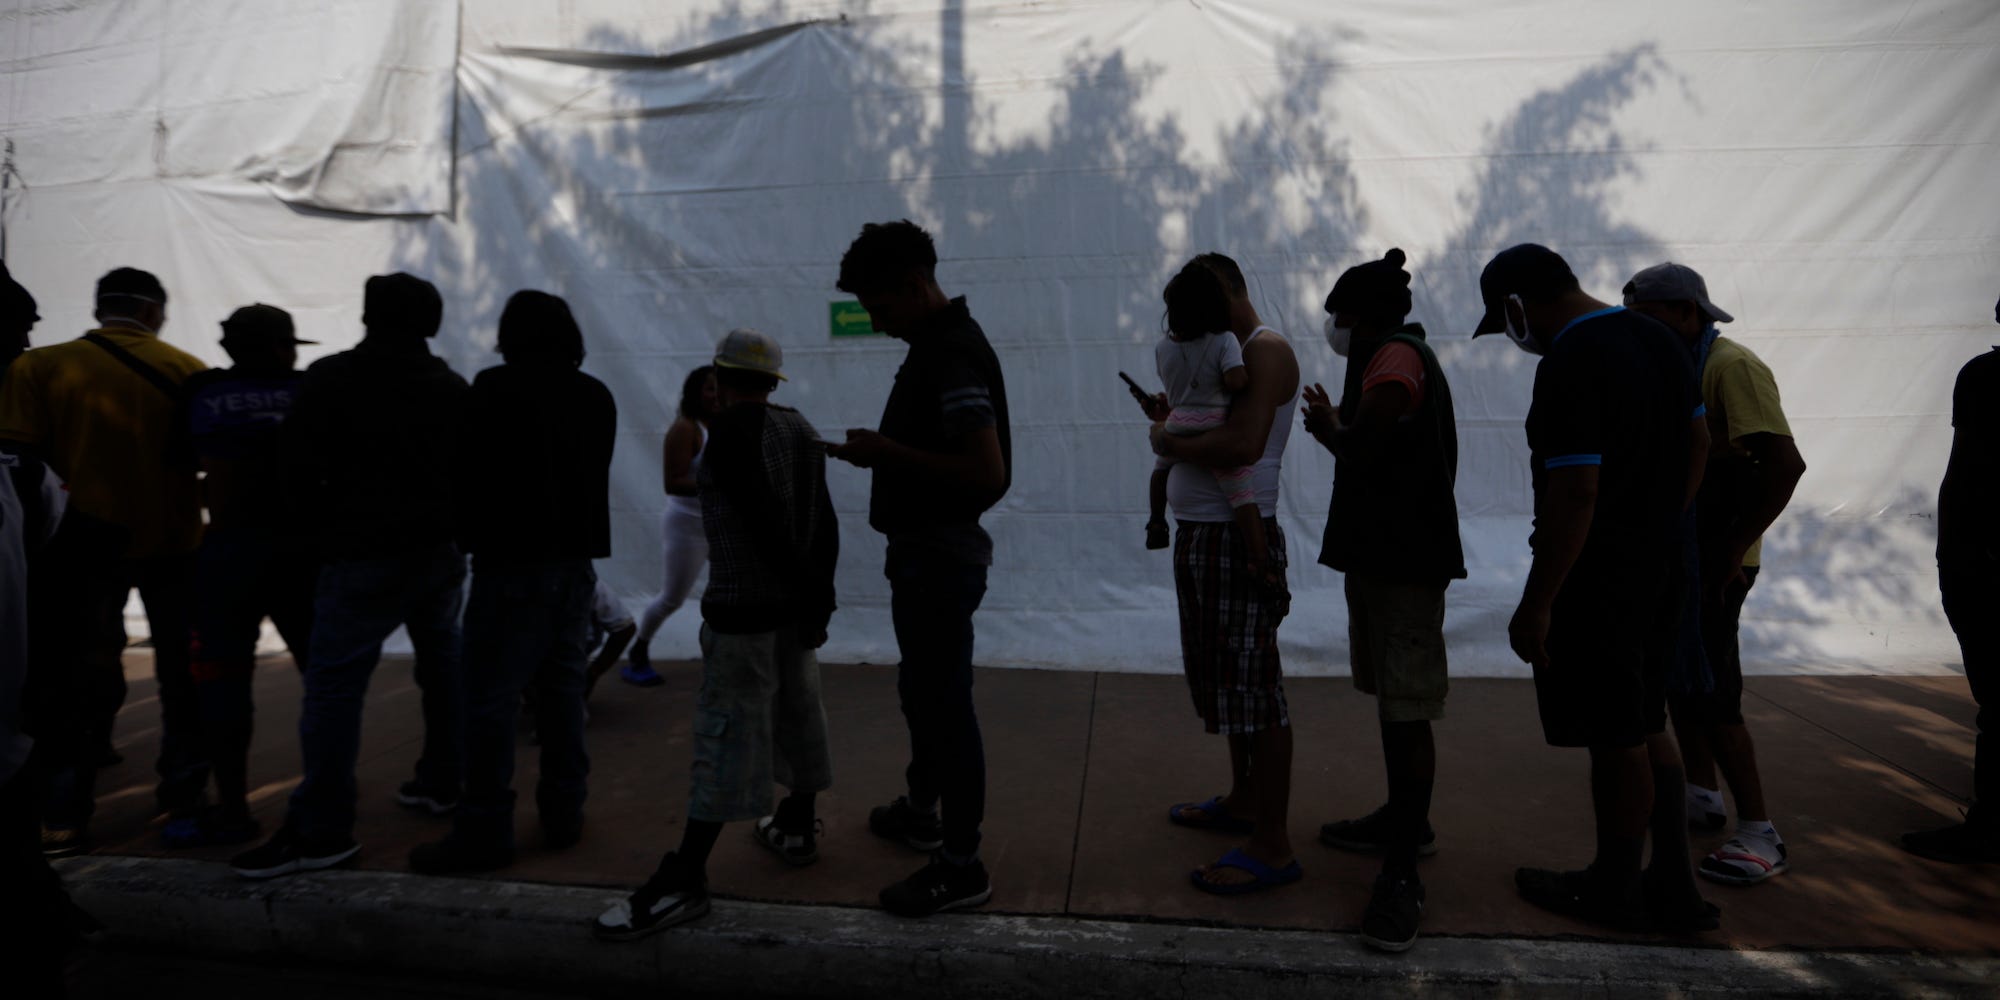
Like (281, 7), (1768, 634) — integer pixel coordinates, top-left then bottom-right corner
(869, 796), (944, 852)
(230, 826), (360, 880)
(1515, 866), (1648, 932)
(1359, 873), (1425, 953)
(880, 854), (992, 917)
(754, 815), (821, 866)
(1902, 820), (2000, 865)
(396, 780), (459, 816)
(1319, 806), (1437, 857)
(408, 836), (514, 876)
(594, 853), (710, 942)
(543, 816), (585, 851)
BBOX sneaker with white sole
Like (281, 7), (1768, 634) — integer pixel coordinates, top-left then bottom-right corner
(594, 852), (710, 941)
(1698, 833), (1788, 885)
(880, 853), (991, 917)
(230, 826), (360, 880)
(396, 780), (459, 816)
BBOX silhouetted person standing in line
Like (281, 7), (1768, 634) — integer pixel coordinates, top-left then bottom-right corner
(410, 291), (615, 874)
(1904, 293), (2000, 865)
(1624, 263), (1808, 886)
(828, 221), (1011, 917)
(167, 305), (321, 850)
(1472, 244), (1715, 932)
(596, 329), (838, 940)
(0, 267), (210, 856)
(0, 260), (38, 375)
(1303, 249), (1465, 951)
(233, 273), (469, 879)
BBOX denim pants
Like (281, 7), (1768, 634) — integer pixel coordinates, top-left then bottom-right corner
(43, 550), (198, 827)
(455, 559), (596, 848)
(288, 543), (465, 842)
(888, 547), (989, 858)
(190, 525), (317, 816)
(1942, 559), (1999, 825)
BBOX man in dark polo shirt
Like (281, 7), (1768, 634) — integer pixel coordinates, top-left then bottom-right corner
(1473, 244), (1714, 931)
(1304, 249), (1465, 952)
(167, 304), (319, 849)
(1905, 292), (2000, 865)
(828, 220), (1011, 917)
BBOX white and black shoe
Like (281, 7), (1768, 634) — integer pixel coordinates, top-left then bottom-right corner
(396, 780), (459, 816)
(230, 826), (360, 880)
(753, 815), (821, 866)
(594, 852), (711, 941)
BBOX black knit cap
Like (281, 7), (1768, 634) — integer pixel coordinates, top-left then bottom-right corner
(1324, 248), (1412, 326)
(363, 272), (444, 338)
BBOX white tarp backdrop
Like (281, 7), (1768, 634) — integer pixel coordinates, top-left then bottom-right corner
(4, 0), (1995, 676)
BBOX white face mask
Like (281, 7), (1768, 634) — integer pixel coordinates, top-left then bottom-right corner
(1502, 294), (1542, 357)
(1323, 315), (1354, 358)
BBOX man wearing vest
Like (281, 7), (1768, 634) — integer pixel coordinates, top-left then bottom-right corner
(0, 267), (210, 856)
(1301, 249), (1465, 952)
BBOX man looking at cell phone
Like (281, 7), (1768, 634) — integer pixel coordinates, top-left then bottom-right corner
(1300, 249), (1465, 952)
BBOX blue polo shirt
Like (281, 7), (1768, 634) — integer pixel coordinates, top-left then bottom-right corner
(1525, 306), (1702, 585)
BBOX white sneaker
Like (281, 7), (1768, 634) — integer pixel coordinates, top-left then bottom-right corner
(1699, 832), (1788, 884)
(1686, 785), (1726, 833)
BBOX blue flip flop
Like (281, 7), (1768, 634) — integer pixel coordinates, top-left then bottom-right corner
(1190, 847), (1303, 896)
(1168, 795), (1255, 835)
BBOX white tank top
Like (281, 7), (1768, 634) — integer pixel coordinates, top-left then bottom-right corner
(665, 423), (706, 516)
(1165, 326), (1296, 521)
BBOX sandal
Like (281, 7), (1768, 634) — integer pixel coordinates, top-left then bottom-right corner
(1189, 847), (1303, 896)
(1168, 795), (1255, 835)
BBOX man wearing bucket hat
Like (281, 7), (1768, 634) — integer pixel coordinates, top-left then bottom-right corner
(596, 327), (840, 940)
(1471, 244), (1716, 932)
(166, 304), (322, 849)
(1624, 262), (1807, 887)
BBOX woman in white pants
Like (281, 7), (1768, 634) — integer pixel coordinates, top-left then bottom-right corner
(623, 365), (717, 686)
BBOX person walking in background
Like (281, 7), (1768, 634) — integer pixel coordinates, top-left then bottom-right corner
(1146, 253), (1303, 898)
(1904, 292), (2000, 865)
(596, 329), (838, 940)
(1624, 263), (1808, 886)
(1302, 249), (1465, 950)
(828, 220), (1011, 917)
(583, 580), (639, 701)
(625, 366), (717, 687)
(1472, 244), (1715, 932)
(165, 304), (321, 850)
(232, 273), (469, 879)
(0, 267), (209, 857)
(409, 290), (616, 875)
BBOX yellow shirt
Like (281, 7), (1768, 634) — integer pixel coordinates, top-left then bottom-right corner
(1702, 335), (1793, 567)
(0, 327), (209, 558)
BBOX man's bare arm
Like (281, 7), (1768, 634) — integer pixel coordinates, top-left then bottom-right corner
(1158, 335), (1297, 469)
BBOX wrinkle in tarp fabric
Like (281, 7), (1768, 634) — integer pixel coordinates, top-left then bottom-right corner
(2, 0), (1996, 677)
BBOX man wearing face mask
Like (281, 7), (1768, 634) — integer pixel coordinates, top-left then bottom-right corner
(1623, 263), (1806, 887)
(0, 267), (211, 856)
(1471, 244), (1714, 932)
(1301, 248), (1465, 953)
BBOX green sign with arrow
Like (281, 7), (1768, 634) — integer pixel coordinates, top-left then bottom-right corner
(830, 300), (880, 338)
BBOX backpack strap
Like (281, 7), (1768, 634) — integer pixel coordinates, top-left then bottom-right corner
(83, 333), (182, 401)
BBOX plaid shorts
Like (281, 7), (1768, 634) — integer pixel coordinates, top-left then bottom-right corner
(687, 624), (834, 823)
(1173, 518), (1290, 734)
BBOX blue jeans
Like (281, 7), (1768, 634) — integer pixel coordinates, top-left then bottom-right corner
(288, 544), (465, 842)
(888, 547), (988, 858)
(454, 559), (596, 848)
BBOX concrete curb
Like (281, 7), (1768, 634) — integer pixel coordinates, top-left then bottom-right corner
(57, 856), (1998, 999)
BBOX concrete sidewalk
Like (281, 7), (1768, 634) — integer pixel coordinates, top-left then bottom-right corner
(53, 652), (2000, 992)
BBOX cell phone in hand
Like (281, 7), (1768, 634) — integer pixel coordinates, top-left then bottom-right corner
(1118, 371), (1152, 405)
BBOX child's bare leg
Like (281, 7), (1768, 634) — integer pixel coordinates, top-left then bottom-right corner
(1148, 466), (1171, 549)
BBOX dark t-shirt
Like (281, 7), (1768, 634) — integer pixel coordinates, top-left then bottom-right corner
(869, 297), (1012, 566)
(179, 367), (303, 535)
(1526, 306), (1700, 595)
(456, 363), (616, 565)
(1943, 347), (2000, 564)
